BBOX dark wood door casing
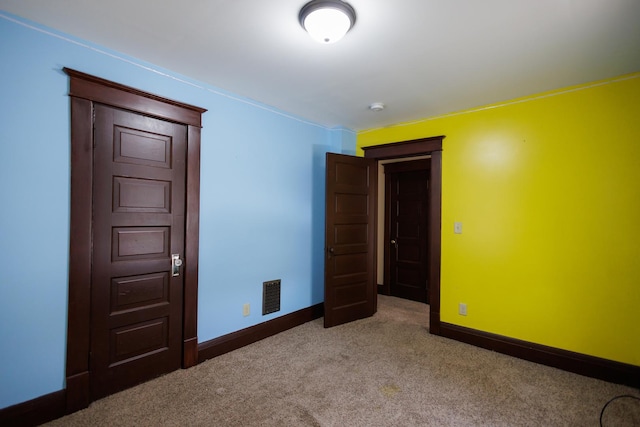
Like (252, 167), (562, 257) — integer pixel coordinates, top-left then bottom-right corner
(384, 159), (430, 303)
(64, 68), (206, 412)
(362, 136), (444, 334)
(324, 153), (377, 327)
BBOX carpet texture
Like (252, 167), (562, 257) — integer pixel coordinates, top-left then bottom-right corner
(46, 295), (640, 426)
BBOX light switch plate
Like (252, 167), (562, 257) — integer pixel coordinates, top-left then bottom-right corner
(454, 222), (463, 234)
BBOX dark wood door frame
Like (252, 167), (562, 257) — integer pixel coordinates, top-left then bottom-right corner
(362, 136), (444, 334)
(64, 68), (206, 412)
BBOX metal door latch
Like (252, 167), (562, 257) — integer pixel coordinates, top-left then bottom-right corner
(172, 254), (183, 277)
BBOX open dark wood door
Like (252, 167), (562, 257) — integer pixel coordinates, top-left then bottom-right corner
(324, 153), (377, 327)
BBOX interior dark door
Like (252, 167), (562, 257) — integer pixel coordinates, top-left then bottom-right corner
(324, 153), (377, 327)
(385, 159), (430, 303)
(90, 104), (186, 399)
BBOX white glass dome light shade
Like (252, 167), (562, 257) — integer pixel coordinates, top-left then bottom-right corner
(299, 1), (356, 44)
(303, 8), (351, 44)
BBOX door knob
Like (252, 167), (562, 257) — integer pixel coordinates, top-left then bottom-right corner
(390, 239), (397, 248)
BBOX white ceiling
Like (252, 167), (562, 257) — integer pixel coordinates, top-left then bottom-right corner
(2, 0), (640, 130)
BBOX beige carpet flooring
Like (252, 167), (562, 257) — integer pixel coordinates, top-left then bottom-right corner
(46, 295), (640, 426)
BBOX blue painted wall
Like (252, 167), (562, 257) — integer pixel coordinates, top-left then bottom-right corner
(0, 12), (355, 409)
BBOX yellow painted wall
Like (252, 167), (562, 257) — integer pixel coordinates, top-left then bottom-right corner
(358, 73), (640, 366)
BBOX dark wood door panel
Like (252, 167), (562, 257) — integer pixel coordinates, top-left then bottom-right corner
(333, 253), (368, 275)
(111, 227), (171, 260)
(114, 126), (173, 169)
(110, 317), (169, 363)
(398, 175), (425, 193)
(397, 266), (421, 284)
(110, 273), (170, 313)
(396, 241), (421, 261)
(334, 223), (368, 245)
(334, 161), (369, 186)
(113, 177), (172, 213)
(332, 281), (368, 305)
(335, 193), (369, 216)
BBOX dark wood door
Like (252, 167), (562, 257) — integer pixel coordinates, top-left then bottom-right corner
(90, 104), (186, 399)
(324, 153), (377, 327)
(385, 159), (430, 303)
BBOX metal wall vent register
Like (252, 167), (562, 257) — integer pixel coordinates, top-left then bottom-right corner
(262, 279), (281, 315)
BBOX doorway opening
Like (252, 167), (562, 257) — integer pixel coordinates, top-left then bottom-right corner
(381, 158), (431, 304)
(362, 136), (444, 334)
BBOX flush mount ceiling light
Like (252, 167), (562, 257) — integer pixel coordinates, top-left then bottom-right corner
(299, 0), (356, 44)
